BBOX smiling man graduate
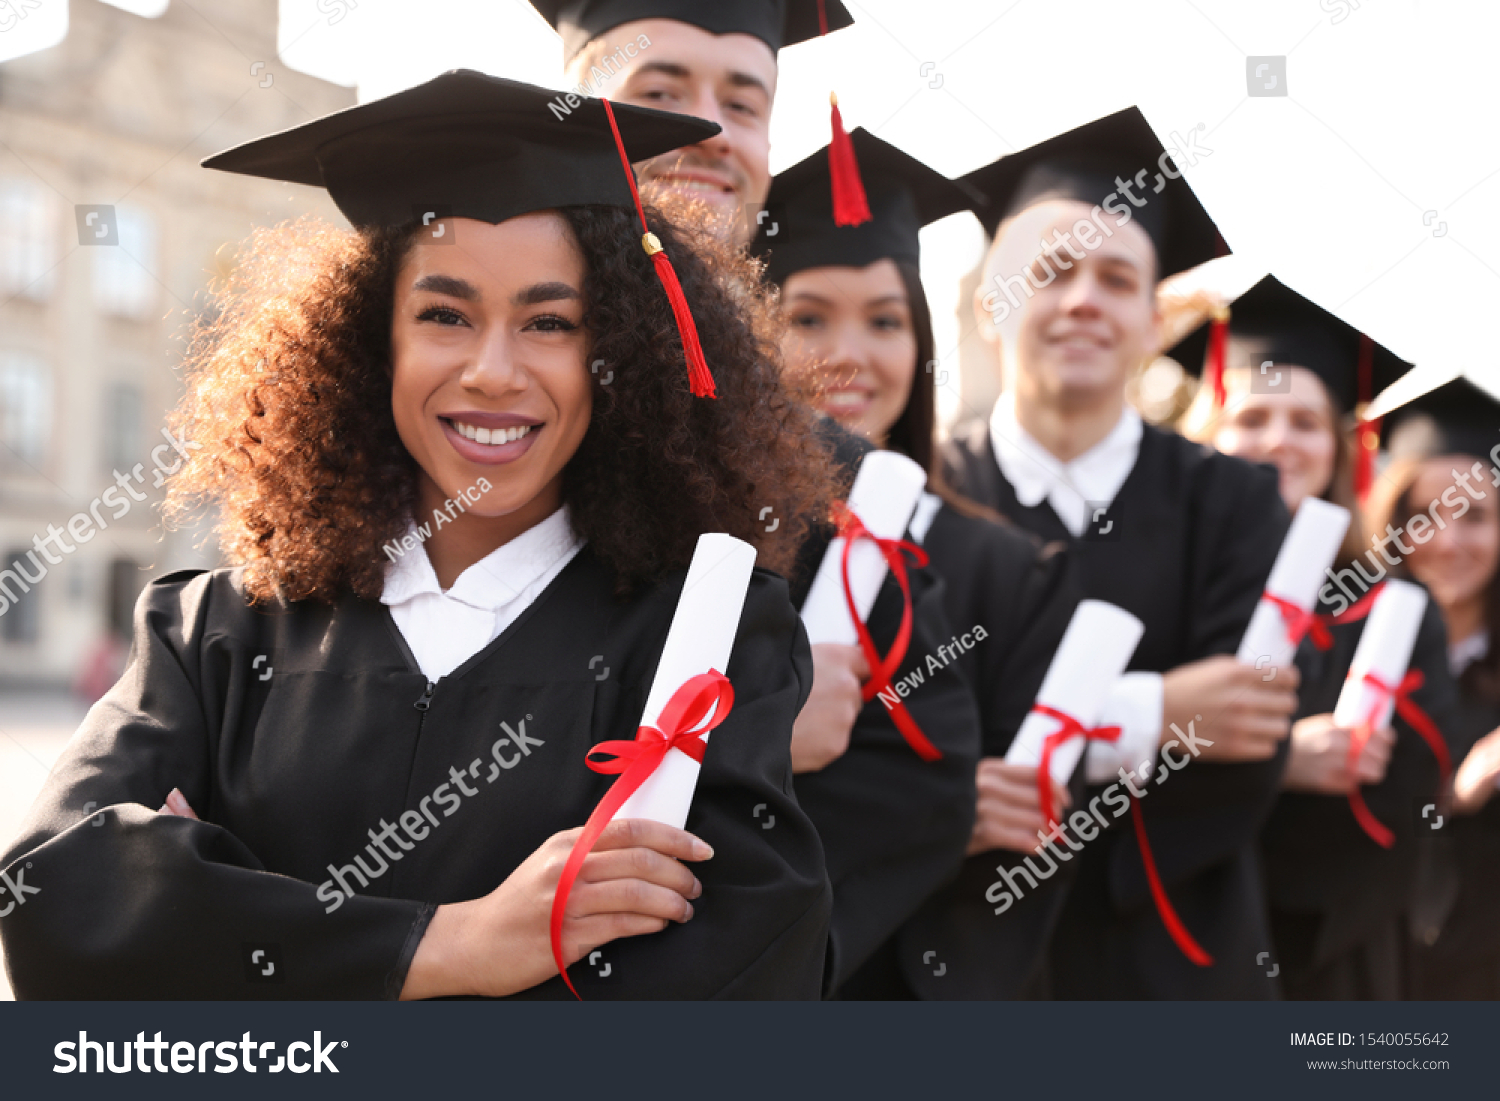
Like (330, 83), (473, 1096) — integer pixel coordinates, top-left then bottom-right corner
(529, 0), (853, 246)
(947, 107), (1297, 999)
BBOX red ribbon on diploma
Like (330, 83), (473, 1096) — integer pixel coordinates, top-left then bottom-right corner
(831, 501), (941, 762)
(1345, 668), (1451, 849)
(548, 670), (734, 999)
(1262, 581), (1385, 653)
(1028, 703), (1120, 830)
(1131, 797), (1214, 967)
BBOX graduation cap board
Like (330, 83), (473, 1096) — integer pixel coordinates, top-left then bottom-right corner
(1376, 365), (1500, 469)
(202, 69), (722, 397)
(1168, 274), (1411, 494)
(528, 0), (853, 63)
(1169, 274), (1412, 416)
(960, 106), (1224, 281)
(750, 127), (985, 284)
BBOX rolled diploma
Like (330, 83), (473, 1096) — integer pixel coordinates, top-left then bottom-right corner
(1235, 496), (1351, 667)
(800, 449), (928, 645)
(1331, 578), (1428, 733)
(1005, 600), (1145, 786)
(612, 533), (758, 829)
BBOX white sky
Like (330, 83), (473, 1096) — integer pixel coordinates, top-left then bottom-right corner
(7, 0), (1500, 413)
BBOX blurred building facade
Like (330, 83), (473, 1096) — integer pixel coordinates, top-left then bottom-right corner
(0, 0), (354, 688)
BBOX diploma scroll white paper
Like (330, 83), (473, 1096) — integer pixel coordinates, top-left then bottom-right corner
(800, 450), (928, 646)
(612, 533), (757, 830)
(1236, 497), (1351, 668)
(1005, 600), (1145, 786)
(1331, 578), (1428, 733)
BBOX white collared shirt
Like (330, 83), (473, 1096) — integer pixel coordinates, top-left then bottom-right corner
(989, 390), (1143, 539)
(987, 391), (1162, 782)
(1449, 629), (1490, 678)
(381, 507), (584, 683)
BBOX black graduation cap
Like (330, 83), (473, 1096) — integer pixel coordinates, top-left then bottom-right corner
(203, 70), (723, 397)
(201, 69), (720, 231)
(1381, 372), (1500, 467)
(960, 106), (1224, 280)
(749, 128), (984, 284)
(1168, 274), (1411, 417)
(528, 0), (854, 63)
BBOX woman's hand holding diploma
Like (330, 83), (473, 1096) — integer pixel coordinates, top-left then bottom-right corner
(158, 789), (709, 999)
(400, 818), (710, 1000)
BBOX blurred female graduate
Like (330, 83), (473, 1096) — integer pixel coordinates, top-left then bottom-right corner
(0, 71), (839, 1000)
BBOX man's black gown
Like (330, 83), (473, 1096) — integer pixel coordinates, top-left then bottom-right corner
(784, 426), (984, 996)
(944, 417), (1291, 998)
(0, 548), (832, 999)
(1262, 592), (1457, 999)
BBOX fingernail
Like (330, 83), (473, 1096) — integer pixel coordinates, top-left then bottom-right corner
(681, 902), (695, 922)
(692, 838), (714, 860)
(167, 789), (184, 811)
(691, 878), (703, 899)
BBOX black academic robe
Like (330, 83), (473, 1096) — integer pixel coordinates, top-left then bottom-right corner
(1261, 593), (1457, 999)
(944, 418), (1291, 999)
(1407, 674), (1500, 999)
(786, 427), (984, 996)
(852, 503), (1083, 999)
(0, 549), (832, 999)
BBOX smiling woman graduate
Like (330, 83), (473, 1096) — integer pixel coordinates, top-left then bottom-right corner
(0, 70), (839, 1000)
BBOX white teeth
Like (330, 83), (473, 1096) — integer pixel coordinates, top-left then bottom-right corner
(451, 420), (532, 446)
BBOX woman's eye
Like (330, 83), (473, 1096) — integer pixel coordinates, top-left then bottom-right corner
(871, 314), (907, 332)
(417, 306), (466, 326)
(789, 313), (825, 331)
(526, 314), (579, 333)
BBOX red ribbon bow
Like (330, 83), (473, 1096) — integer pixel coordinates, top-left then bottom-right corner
(1263, 581), (1385, 653)
(548, 670), (734, 999)
(1026, 704), (1211, 967)
(832, 501), (940, 762)
(1028, 703), (1120, 830)
(1346, 668), (1451, 848)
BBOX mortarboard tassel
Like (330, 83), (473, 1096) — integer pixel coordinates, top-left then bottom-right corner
(827, 92), (871, 227)
(601, 97), (716, 398)
(817, 0), (870, 227)
(1354, 333), (1376, 500)
(1205, 304), (1229, 411)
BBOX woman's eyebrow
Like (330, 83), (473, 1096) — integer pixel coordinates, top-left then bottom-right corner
(412, 274), (478, 300)
(512, 281), (581, 307)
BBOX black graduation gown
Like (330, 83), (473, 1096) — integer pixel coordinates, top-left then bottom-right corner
(785, 427), (984, 996)
(0, 548), (832, 999)
(943, 418), (1291, 999)
(849, 503), (1083, 999)
(1261, 595), (1457, 999)
(1407, 674), (1500, 999)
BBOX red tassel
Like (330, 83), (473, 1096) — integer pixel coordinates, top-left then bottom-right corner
(648, 243), (715, 399)
(1205, 308), (1229, 411)
(827, 93), (871, 227)
(1354, 333), (1376, 500)
(1355, 416), (1380, 500)
(600, 97), (717, 399)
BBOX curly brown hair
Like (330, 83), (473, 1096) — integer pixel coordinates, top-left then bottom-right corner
(165, 206), (837, 603)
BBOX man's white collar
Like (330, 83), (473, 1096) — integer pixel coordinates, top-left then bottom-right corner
(989, 391), (1142, 538)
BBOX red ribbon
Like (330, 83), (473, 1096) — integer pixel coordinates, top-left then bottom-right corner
(1028, 703), (1120, 830)
(548, 670), (734, 999)
(1345, 668), (1451, 848)
(1262, 580), (1385, 653)
(1130, 797), (1214, 967)
(831, 501), (940, 761)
